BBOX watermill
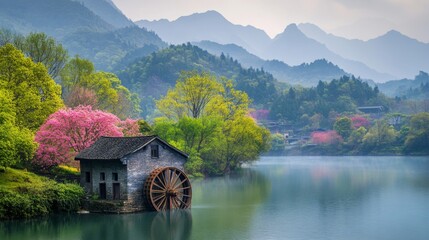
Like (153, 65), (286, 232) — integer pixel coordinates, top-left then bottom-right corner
(144, 167), (192, 211)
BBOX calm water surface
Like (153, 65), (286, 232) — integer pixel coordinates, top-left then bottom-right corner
(1, 156), (429, 240)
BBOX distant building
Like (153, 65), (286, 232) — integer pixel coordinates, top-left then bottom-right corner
(357, 106), (384, 118)
(75, 136), (188, 212)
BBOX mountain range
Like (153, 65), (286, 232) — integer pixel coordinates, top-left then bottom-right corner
(193, 41), (348, 86)
(137, 10), (429, 82)
(71, 0), (134, 28)
(136, 11), (271, 58)
(298, 23), (429, 79)
(1, 0), (428, 92)
(0, 0), (166, 70)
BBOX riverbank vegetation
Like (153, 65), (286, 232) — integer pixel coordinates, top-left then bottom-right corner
(269, 112), (429, 156)
(0, 168), (83, 220)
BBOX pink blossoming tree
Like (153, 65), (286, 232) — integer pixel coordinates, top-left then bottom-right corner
(311, 131), (343, 145)
(34, 106), (124, 168)
(351, 115), (371, 129)
(120, 118), (142, 137)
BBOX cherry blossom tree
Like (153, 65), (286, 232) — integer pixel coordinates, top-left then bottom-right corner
(351, 115), (370, 129)
(34, 106), (123, 168)
(311, 131), (343, 145)
(120, 118), (142, 137)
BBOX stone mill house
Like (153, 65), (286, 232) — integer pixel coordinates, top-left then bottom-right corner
(74, 135), (188, 212)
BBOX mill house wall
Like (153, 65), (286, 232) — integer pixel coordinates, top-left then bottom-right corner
(125, 139), (187, 210)
(79, 139), (186, 211)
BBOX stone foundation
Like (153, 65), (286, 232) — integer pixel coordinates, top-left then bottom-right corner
(82, 199), (148, 213)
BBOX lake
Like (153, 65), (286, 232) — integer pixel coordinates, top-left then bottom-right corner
(1, 156), (429, 240)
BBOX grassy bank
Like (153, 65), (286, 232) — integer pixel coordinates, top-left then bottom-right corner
(0, 168), (84, 220)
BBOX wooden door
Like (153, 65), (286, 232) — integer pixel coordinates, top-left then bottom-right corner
(113, 183), (120, 200)
(99, 183), (106, 199)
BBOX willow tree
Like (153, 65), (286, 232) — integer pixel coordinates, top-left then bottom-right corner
(155, 71), (270, 175)
(157, 72), (223, 120)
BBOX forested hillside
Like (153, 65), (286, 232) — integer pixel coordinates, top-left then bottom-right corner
(270, 76), (390, 128)
(378, 71), (429, 99)
(0, 0), (166, 72)
(0, 0), (112, 39)
(63, 26), (166, 70)
(118, 43), (281, 117)
(194, 41), (348, 86)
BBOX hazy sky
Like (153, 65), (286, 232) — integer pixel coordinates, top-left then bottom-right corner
(111, 0), (429, 42)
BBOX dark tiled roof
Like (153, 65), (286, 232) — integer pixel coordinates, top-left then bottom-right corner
(75, 136), (188, 160)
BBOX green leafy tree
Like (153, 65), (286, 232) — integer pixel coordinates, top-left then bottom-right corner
(203, 116), (270, 174)
(154, 72), (270, 175)
(0, 89), (37, 168)
(362, 120), (397, 153)
(0, 44), (63, 130)
(23, 32), (68, 79)
(404, 112), (429, 154)
(60, 56), (94, 92)
(61, 56), (140, 118)
(138, 119), (153, 135)
(334, 116), (353, 140)
(0, 30), (68, 79)
(270, 133), (286, 152)
(157, 72), (223, 119)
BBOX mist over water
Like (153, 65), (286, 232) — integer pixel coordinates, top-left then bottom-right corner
(1, 156), (429, 240)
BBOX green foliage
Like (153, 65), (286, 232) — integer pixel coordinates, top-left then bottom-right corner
(63, 26), (165, 71)
(138, 119), (153, 135)
(0, 21), (118, 81)
(404, 112), (429, 154)
(208, 116), (270, 174)
(61, 56), (141, 118)
(0, 44), (63, 130)
(154, 72), (270, 176)
(334, 117), (353, 140)
(0, 168), (84, 220)
(157, 72), (222, 120)
(119, 44), (278, 118)
(0, 89), (37, 169)
(49, 183), (84, 212)
(23, 32), (68, 79)
(52, 165), (80, 176)
(184, 153), (204, 178)
(348, 127), (367, 146)
(362, 120), (398, 153)
(270, 133), (286, 152)
(378, 71), (429, 100)
(270, 76), (388, 126)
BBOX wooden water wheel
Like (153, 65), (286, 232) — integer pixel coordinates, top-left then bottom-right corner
(144, 167), (192, 211)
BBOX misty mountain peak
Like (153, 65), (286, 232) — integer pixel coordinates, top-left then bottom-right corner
(274, 23), (307, 41)
(374, 29), (414, 42)
(177, 10), (228, 24)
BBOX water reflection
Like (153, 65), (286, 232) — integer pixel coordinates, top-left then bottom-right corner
(1, 210), (193, 240)
(1, 156), (429, 240)
(250, 156), (429, 240)
(190, 169), (271, 239)
(147, 210), (192, 240)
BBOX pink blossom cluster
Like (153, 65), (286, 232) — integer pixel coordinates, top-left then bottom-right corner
(351, 115), (370, 129)
(34, 106), (140, 168)
(311, 131), (343, 145)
